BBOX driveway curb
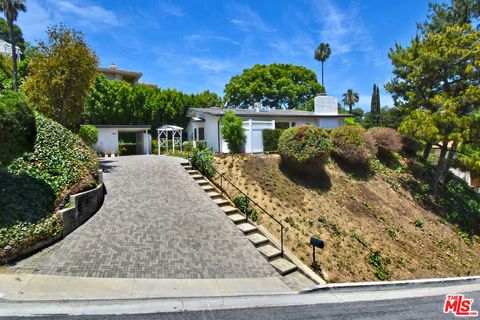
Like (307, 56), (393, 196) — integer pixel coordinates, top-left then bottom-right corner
(300, 275), (480, 293)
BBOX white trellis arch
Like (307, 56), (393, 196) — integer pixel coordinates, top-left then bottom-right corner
(156, 125), (183, 155)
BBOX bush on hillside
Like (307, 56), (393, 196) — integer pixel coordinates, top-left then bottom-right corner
(0, 92), (36, 165)
(401, 135), (425, 155)
(278, 125), (332, 175)
(79, 125), (98, 146)
(1, 112), (99, 252)
(6, 112), (99, 198)
(191, 148), (216, 178)
(262, 129), (284, 152)
(221, 111), (246, 153)
(330, 126), (377, 165)
(367, 127), (403, 155)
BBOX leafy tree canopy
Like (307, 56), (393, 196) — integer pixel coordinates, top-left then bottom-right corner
(224, 63), (324, 109)
(0, 17), (24, 52)
(23, 24), (98, 129)
(84, 74), (223, 132)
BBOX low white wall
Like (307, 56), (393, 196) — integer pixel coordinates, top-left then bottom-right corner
(95, 128), (119, 153)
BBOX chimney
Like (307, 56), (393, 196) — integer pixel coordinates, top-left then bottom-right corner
(253, 102), (261, 112)
(109, 63), (117, 70)
(314, 94), (338, 115)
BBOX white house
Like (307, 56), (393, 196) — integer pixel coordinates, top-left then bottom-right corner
(186, 95), (351, 153)
(0, 39), (21, 59)
(90, 125), (151, 155)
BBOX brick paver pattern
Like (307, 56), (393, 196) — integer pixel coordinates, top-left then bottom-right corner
(14, 156), (277, 279)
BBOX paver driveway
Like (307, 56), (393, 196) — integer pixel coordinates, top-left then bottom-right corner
(14, 156), (277, 279)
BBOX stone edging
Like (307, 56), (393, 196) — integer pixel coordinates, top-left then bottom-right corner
(2, 169), (105, 264)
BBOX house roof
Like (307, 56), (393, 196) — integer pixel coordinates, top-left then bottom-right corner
(187, 107), (352, 118)
(90, 125), (151, 130)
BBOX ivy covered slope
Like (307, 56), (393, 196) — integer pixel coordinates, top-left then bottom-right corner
(0, 112), (99, 252)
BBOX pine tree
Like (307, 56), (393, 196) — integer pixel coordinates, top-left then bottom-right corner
(375, 84), (381, 125)
(370, 84), (380, 126)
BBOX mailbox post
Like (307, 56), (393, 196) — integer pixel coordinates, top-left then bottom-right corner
(310, 237), (324, 267)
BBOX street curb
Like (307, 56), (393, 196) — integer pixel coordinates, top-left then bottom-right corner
(299, 276), (480, 293)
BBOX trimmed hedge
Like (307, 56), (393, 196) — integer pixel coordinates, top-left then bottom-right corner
(367, 127), (402, 154)
(79, 125), (98, 146)
(262, 129), (284, 152)
(278, 125), (332, 174)
(330, 126), (376, 165)
(0, 92), (36, 165)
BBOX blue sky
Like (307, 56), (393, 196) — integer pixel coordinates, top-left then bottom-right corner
(18, 0), (433, 111)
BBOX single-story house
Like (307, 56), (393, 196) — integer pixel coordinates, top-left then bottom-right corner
(186, 95), (351, 153)
(90, 125), (151, 155)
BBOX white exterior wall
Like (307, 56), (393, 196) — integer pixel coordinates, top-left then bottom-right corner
(204, 114), (220, 152)
(95, 128), (119, 153)
(318, 118), (344, 129)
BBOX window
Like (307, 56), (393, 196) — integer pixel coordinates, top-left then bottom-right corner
(275, 122), (289, 129)
(198, 127), (205, 140)
(290, 122), (296, 127)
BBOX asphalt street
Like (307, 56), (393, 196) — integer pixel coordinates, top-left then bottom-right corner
(2, 291), (478, 320)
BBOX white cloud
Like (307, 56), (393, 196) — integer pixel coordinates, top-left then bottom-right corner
(311, 0), (372, 55)
(227, 2), (274, 33)
(17, 0), (119, 42)
(184, 34), (240, 46)
(158, 2), (184, 17)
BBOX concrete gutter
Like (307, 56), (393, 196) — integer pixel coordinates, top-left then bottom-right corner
(300, 275), (480, 293)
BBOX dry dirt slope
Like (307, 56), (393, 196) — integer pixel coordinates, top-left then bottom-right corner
(213, 154), (480, 283)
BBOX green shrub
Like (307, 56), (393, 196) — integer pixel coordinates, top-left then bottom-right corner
(195, 140), (207, 150)
(183, 141), (194, 152)
(330, 125), (376, 165)
(278, 125), (332, 174)
(233, 195), (258, 221)
(401, 135), (425, 155)
(367, 127), (402, 154)
(0, 92), (36, 165)
(344, 117), (360, 126)
(79, 125), (98, 146)
(191, 148), (216, 178)
(6, 112), (99, 196)
(221, 111), (245, 153)
(368, 251), (391, 281)
(262, 129), (284, 152)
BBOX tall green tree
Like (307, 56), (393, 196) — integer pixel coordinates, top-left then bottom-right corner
(314, 42), (331, 87)
(23, 24), (98, 129)
(387, 24), (480, 192)
(418, 0), (480, 34)
(0, 0), (26, 91)
(369, 84), (381, 126)
(220, 111), (245, 153)
(342, 89), (359, 113)
(224, 64), (323, 109)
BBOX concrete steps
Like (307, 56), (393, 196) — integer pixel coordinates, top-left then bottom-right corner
(229, 213), (246, 224)
(206, 191), (222, 199)
(270, 258), (298, 276)
(258, 244), (282, 260)
(247, 233), (270, 246)
(213, 198), (229, 206)
(201, 185), (215, 191)
(221, 206), (239, 214)
(237, 223), (257, 234)
(181, 161), (301, 279)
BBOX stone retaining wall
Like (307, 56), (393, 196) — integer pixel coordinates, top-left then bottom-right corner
(3, 170), (105, 264)
(59, 170), (104, 236)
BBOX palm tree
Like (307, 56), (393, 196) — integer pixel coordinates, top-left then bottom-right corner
(0, 0), (26, 91)
(314, 42), (331, 87)
(342, 89), (360, 113)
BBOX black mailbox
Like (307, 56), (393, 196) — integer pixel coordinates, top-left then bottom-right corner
(310, 237), (324, 249)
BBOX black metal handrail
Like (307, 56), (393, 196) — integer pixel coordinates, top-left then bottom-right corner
(189, 156), (285, 257)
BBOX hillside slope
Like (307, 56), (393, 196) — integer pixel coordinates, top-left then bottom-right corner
(0, 112), (99, 257)
(213, 154), (480, 282)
